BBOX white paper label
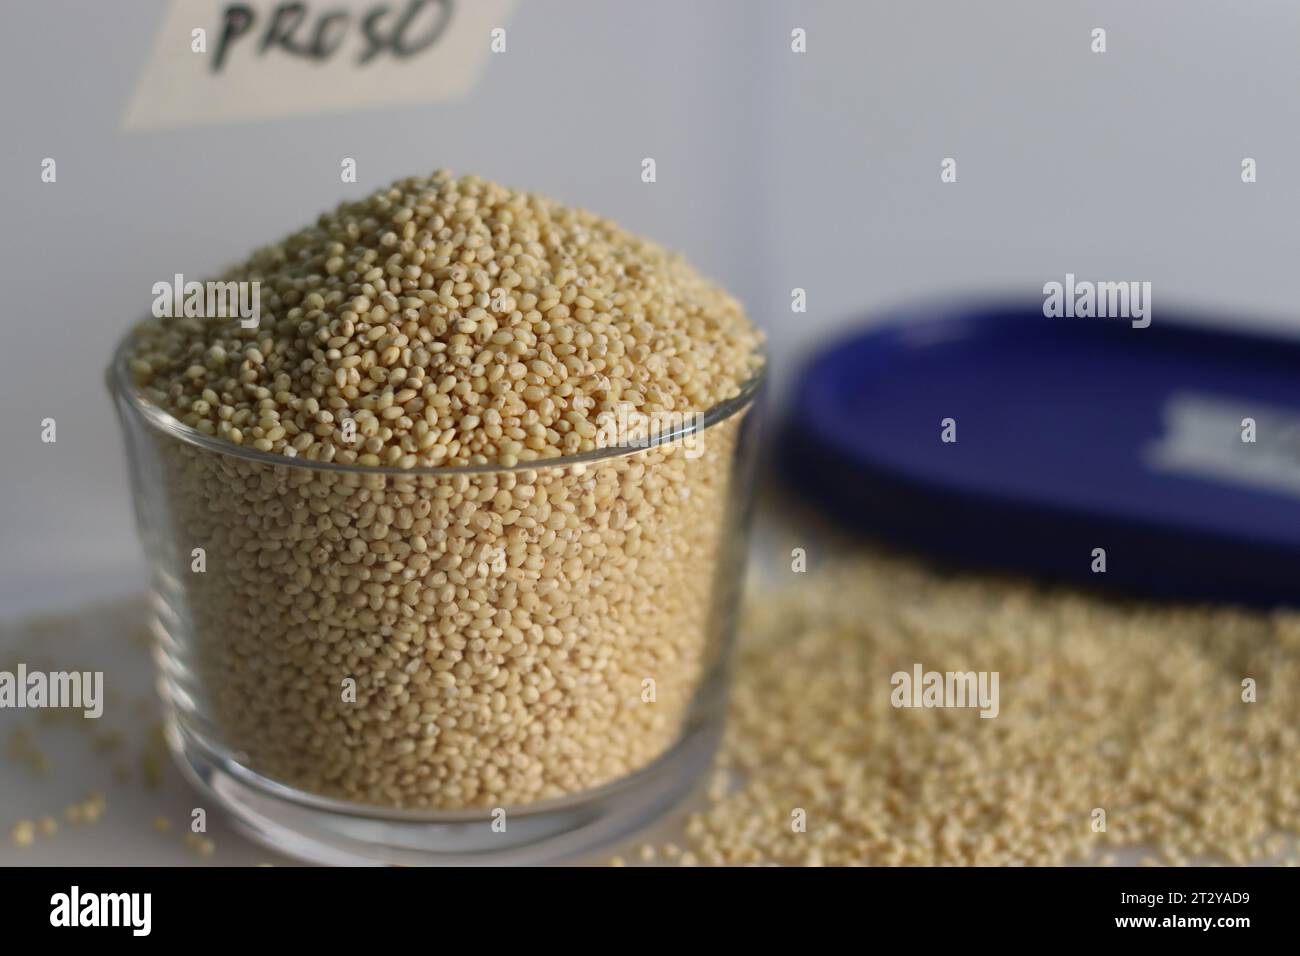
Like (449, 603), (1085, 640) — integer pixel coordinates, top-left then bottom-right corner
(1144, 391), (1300, 499)
(123, 0), (517, 130)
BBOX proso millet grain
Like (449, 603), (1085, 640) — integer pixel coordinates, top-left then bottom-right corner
(660, 552), (1300, 866)
(129, 170), (761, 467)
(125, 171), (762, 810)
(9, 820), (35, 848)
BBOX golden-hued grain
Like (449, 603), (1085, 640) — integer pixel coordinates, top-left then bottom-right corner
(125, 171), (761, 810)
(663, 552), (1300, 866)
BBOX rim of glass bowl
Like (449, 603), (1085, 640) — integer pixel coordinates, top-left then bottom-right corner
(109, 329), (766, 476)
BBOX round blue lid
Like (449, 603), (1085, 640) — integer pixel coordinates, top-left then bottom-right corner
(783, 300), (1300, 606)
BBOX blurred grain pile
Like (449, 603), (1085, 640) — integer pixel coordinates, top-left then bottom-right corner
(652, 551), (1300, 866)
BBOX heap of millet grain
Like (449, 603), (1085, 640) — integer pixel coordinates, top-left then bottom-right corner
(129, 170), (760, 467)
(655, 552), (1300, 866)
(125, 171), (763, 810)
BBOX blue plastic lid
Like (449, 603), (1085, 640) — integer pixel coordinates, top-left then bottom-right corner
(783, 301), (1300, 606)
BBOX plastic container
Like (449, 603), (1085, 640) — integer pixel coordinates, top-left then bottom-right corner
(109, 332), (764, 865)
(783, 299), (1300, 606)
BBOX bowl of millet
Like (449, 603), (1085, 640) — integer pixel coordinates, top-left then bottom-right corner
(109, 170), (765, 864)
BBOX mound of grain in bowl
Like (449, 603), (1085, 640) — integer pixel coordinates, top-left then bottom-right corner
(659, 551), (1300, 866)
(124, 170), (763, 809)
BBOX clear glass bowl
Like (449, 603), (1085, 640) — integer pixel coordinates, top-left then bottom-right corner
(108, 333), (764, 864)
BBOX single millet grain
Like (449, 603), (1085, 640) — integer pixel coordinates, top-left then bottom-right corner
(125, 171), (762, 810)
(10, 820), (35, 848)
(660, 551), (1300, 866)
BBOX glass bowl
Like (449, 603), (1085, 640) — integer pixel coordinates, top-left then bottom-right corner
(108, 332), (765, 865)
